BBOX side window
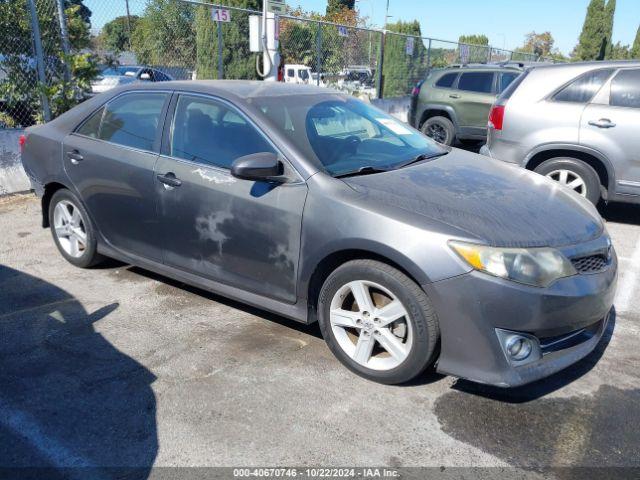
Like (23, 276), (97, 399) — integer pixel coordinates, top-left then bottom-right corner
(287, 69), (295, 78)
(435, 73), (457, 88)
(610, 69), (640, 109)
(170, 95), (274, 169)
(458, 72), (494, 94)
(499, 72), (519, 93)
(76, 106), (104, 138)
(553, 69), (614, 104)
(99, 92), (167, 151)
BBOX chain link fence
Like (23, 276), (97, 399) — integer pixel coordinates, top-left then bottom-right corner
(0, 0), (552, 130)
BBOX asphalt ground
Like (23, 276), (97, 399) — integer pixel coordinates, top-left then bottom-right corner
(0, 193), (638, 478)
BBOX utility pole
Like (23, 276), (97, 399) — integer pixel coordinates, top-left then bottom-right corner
(54, 0), (71, 84)
(384, 0), (390, 29)
(26, 0), (51, 121)
(125, 0), (132, 51)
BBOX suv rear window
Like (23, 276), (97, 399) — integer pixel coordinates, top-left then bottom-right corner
(435, 73), (457, 88)
(553, 69), (614, 104)
(458, 72), (494, 94)
(610, 69), (640, 108)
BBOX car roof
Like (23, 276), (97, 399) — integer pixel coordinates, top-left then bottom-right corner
(527, 60), (640, 71)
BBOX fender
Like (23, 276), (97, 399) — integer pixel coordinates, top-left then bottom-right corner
(416, 103), (459, 130)
(524, 142), (617, 194)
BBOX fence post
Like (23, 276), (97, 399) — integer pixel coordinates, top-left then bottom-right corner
(26, 0), (51, 122)
(426, 38), (432, 70)
(55, 0), (71, 84)
(217, 20), (224, 79)
(316, 22), (322, 86)
(376, 31), (385, 99)
(125, 0), (133, 50)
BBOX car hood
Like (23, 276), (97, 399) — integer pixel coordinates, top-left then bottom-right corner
(343, 149), (603, 248)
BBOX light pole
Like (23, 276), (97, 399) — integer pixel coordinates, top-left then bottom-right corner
(384, 0), (391, 29)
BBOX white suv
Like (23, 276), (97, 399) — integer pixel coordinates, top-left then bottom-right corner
(481, 61), (640, 205)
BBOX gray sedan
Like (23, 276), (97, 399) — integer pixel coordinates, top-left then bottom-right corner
(20, 81), (617, 387)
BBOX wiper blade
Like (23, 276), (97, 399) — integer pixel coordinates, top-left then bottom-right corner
(397, 151), (449, 169)
(334, 166), (389, 178)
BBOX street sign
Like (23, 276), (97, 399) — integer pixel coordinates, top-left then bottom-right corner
(266, 0), (286, 14)
(337, 26), (349, 37)
(212, 8), (231, 22)
(406, 37), (415, 55)
(460, 44), (470, 64)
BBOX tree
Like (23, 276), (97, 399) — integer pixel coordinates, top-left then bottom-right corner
(194, 0), (262, 80)
(609, 41), (630, 59)
(382, 20), (428, 97)
(458, 34), (489, 63)
(326, 0), (355, 16)
(631, 26), (640, 59)
(458, 34), (489, 46)
(521, 31), (554, 57)
(604, 0), (616, 58)
(574, 0), (614, 61)
(98, 15), (139, 53)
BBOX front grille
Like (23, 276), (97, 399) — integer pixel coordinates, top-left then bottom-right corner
(571, 254), (608, 274)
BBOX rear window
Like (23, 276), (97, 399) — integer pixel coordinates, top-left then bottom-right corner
(553, 69), (614, 104)
(435, 73), (457, 88)
(497, 68), (529, 101)
(610, 69), (640, 109)
(499, 72), (519, 93)
(458, 72), (494, 94)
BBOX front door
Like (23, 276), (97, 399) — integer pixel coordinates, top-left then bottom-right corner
(455, 71), (497, 133)
(63, 91), (170, 261)
(155, 93), (307, 303)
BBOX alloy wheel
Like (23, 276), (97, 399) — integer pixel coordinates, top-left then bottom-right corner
(546, 169), (587, 197)
(329, 280), (413, 371)
(427, 123), (447, 144)
(53, 200), (87, 258)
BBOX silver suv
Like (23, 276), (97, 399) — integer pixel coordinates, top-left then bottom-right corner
(481, 61), (640, 205)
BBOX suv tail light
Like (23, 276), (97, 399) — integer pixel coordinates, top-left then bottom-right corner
(488, 105), (505, 131)
(19, 134), (26, 153)
(411, 80), (424, 97)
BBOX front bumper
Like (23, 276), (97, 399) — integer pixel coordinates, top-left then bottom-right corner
(425, 240), (617, 387)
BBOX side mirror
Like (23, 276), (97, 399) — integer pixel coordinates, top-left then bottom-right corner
(231, 152), (283, 181)
(139, 72), (151, 81)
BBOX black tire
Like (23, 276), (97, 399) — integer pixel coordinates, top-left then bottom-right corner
(534, 157), (601, 205)
(48, 189), (104, 268)
(318, 259), (440, 385)
(421, 116), (455, 146)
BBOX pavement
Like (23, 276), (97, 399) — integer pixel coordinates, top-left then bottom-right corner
(0, 193), (638, 476)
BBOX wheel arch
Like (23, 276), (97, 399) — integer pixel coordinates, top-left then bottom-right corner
(304, 246), (428, 324)
(524, 145), (615, 197)
(41, 181), (72, 228)
(418, 104), (459, 130)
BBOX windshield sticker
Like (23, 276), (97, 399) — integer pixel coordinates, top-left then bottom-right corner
(376, 118), (412, 135)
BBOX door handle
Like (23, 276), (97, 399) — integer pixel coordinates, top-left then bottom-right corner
(157, 172), (182, 188)
(67, 150), (83, 164)
(449, 94), (460, 99)
(588, 118), (616, 129)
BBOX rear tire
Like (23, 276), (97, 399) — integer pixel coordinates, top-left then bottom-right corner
(421, 116), (455, 146)
(48, 189), (104, 268)
(318, 260), (440, 385)
(534, 157), (601, 205)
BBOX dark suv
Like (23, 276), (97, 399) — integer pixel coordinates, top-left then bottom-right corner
(409, 65), (521, 146)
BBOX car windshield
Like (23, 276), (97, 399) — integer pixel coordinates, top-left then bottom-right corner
(251, 94), (445, 177)
(101, 66), (139, 77)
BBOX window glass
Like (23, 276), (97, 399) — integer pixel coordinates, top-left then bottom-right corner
(499, 72), (519, 93)
(610, 69), (640, 108)
(76, 107), (104, 138)
(99, 92), (167, 150)
(458, 72), (494, 93)
(553, 69), (614, 103)
(435, 72), (457, 88)
(299, 69), (309, 81)
(287, 69), (295, 77)
(171, 95), (274, 169)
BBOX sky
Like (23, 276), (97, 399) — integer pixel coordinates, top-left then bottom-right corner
(85, 0), (639, 55)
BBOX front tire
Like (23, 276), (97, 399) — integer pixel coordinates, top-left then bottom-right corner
(49, 189), (103, 268)
(534, 157), (601, 205)
(318, 260), (440, 385)
(421, 116), (455, 146)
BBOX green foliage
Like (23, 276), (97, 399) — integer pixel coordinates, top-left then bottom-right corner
(98, 15), (139, 53)
(326, 0), (355, 16)
(631, 26), (640, 59)
(131, 0), (196, 67)
(42, 52), (99, 118)
(458, 34), (489, 46)
(194, 0), (262, 80)
(382, 20), (427, 97)
(609, 41), (630, 59)
(574, 0), (616, 61)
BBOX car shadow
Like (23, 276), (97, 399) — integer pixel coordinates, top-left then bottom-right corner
(0, 265), (157, 479)
(599, 201), (640, 225)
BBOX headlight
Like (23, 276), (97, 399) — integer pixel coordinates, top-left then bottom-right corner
(449, 241), (577, 287)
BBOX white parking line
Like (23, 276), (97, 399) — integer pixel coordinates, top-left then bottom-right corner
(615, 234), (640, 314)
(0, 398), (108, 480)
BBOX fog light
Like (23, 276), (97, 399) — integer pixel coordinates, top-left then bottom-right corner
(505, 336), (532, 361)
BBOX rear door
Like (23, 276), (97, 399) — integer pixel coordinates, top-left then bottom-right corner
(62, 91), (170, 261)
(580, 68), (640, 196)
(454, 71), (497, 133)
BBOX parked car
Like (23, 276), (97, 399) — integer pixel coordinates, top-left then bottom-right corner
(481, 61), (640, 206)
(90, 65), (173, 95)
(21, 81), (616, 387)
(284, 64), (312, 85)
(409, 64), (522, 146)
